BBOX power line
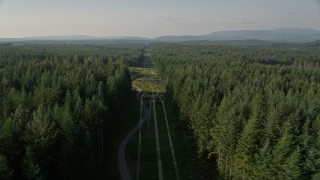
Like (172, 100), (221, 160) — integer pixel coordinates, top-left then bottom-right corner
(153, 97), (163, 180)
(136, 96), (143, 180)
(160, 98), (180, 180)
(148, 100), (152, 128)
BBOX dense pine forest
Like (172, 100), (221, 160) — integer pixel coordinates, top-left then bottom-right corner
(151, 43), (320, 179)
(0, 44), (141, 179)
(1, 42), (320, 179)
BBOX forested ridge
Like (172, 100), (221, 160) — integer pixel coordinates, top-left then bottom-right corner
(151, 43), (320, 179)
(0, 45), (140, 179)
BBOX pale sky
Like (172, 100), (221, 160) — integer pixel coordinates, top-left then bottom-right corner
(0, 0), (320, 38)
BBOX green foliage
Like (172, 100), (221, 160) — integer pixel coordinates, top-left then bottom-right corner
(23, 147), (43, 180)
(0, 44), (134, 179)
(0, 154), (12, 180)
(151, 43), (320, 179)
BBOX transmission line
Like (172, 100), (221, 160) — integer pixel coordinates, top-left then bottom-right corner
(159, 98), (180, 180)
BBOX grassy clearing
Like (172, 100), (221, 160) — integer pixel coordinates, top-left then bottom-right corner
(129, 67), (158, 79)
(132, 79), (165, 93)
(129, 67), (166, 93)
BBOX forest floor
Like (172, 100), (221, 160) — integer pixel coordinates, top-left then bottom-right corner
(125, 96), (202, 179)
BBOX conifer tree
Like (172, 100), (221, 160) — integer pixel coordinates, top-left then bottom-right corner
(0, 154), (12, 180)
(23, 147), (43, 180)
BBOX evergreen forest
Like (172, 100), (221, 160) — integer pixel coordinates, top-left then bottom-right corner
(151, 43), (320, 179)
(0, 44), (138, 179)
(1, 42), (320, 179)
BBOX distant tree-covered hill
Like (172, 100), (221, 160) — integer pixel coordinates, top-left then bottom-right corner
(155, 28), (320, 43)
(2, 28), (320, 44)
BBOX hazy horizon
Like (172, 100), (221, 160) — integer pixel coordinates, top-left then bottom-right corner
(1, 0), (320, 38)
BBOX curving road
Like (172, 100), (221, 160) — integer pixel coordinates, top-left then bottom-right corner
(118, 97), (148, 180)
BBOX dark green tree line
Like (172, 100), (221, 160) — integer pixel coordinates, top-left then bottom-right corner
(151, 43), (320, 179)
(0, 45), (135, 179)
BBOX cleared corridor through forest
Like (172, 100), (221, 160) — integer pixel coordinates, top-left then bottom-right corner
(119, 45), (180, 179)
